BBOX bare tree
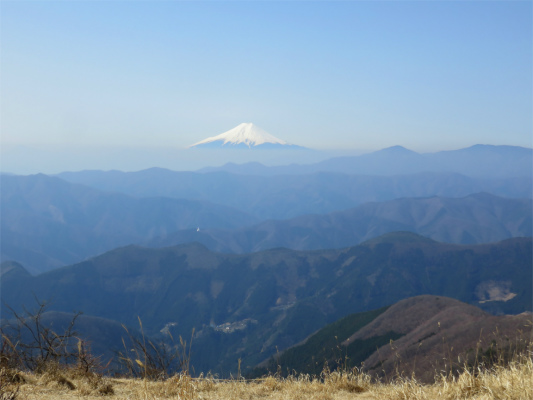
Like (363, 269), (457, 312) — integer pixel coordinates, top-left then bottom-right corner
(1, 299), (81, 373)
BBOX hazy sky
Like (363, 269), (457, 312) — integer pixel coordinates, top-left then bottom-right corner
(1, 1), (532, 172)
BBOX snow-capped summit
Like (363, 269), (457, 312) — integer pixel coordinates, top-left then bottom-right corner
(190, 123), (301, 149)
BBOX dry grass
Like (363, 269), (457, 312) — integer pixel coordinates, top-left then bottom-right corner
(7, 352), (531, 400)
(3, 306), (531, 400)
(371, 351), (533, 400)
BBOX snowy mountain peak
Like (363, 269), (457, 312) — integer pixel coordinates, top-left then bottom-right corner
(190, 123), (292, 149)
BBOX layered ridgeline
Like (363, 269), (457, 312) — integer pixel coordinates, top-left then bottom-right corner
(4, 173), (530, 275)
(1, 233), (531, 375)
(56, 169), (531, 220)
(0, 174), (257, 274)
(148, 192), (532, 253)
(198, 144), (532, 179)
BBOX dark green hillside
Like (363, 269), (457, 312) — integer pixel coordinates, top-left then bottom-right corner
(1, 234), (531, 375)
(249, 306), (393, 378)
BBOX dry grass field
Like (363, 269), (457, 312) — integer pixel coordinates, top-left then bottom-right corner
(2, 301), (531, 400)
(3, 351), (532, 400)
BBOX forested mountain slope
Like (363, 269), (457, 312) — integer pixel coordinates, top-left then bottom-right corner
(148, 193), (532, 253)
(2, 233), (530, 374)
(0, 174), (257, 273)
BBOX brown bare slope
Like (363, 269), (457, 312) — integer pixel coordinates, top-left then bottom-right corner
(254, 295), (532, 382)
(347, 296), (532, 382)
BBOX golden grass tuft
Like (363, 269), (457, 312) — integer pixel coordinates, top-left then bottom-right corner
(437, 352), (533, 400)
(370, 350), (533, 400)
(322, 367), (372, 393)
(7, 345), (532, 400)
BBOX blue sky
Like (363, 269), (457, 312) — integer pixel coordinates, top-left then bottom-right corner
(1, 1), (531, 172)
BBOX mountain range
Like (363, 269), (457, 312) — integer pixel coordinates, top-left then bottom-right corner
(147, 192), (532, 253)
(198, 144), (532, 179)
(56, 169), (531, 221)
(1, 142), (531, 378)
(2, 233), (531, 375)
(0, 174), (257, 274)
(2, 172), (531, 274)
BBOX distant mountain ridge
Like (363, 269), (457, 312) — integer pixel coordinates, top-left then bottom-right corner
(4, 171), (531, 273)
(198, 144), (532, 178)
(57, 169), (532, 220)
(147, 192), (533, 253)
(0, 174), (257, 274)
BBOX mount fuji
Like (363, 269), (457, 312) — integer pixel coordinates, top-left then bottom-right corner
(189, 123), (304, 149)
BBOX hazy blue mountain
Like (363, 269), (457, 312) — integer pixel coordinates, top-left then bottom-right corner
(2, 233), (530, 375)
(6, 171), (531, 274)
(57, 169), (532, 220)
(197, 144), (532, 178)
(0, 261), (31, 280)
(311, 144), (532, 178)
(147, 193), (532, 253)
(0, 174), (257, 274)
(429, 144), (533, 178)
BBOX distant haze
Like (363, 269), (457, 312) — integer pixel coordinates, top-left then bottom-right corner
(0, 143), (331, 175)
(1, 1), (531, 174)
